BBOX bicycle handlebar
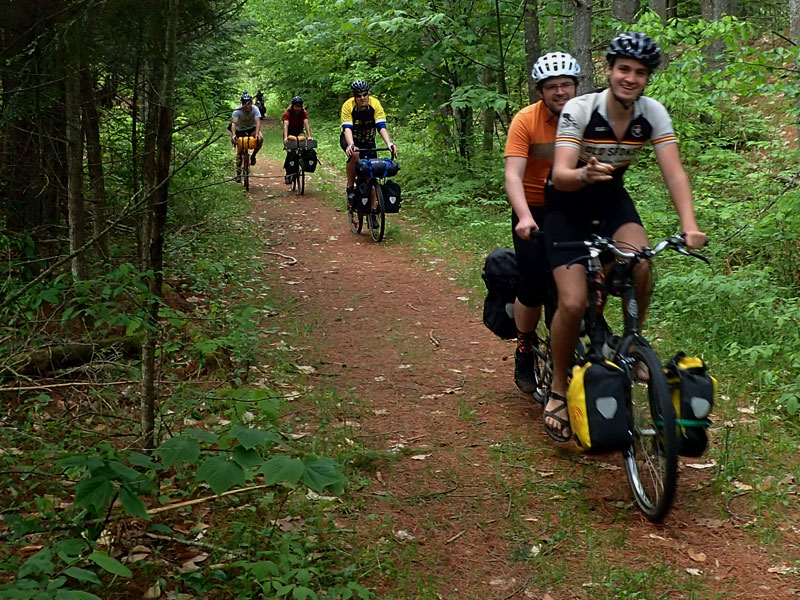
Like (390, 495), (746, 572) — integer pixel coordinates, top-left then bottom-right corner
(555, 234), (710, 264)
(354, 146), (397, 158)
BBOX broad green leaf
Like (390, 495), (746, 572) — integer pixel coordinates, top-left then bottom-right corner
(260, 456), (304, 486)
(119, 486), (149, 519)
(247, 560), (279, 579)
(53, 538), (86, 563)
(88, 551), (132, 578)
(231, 425), (272, 450)
(197, 456), (245, 495)
(55, 589), (103, 599)
(47, 576), (66, 589)
(74, 476), (115, 513)
(64, 567), (102, 585)
(18, 548), (54, 578)
(232, 446), (263, 469)
(127, 452), (158, 470)
(292, 586), (318, 600)
(185, 428), (219, 443)
(154, 436), (201, 468)
(301, 456), (347, 494)
(108, 461), (141, 483)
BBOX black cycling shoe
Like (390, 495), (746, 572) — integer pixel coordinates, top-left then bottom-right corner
(371, 215), (380, 229)
(285, 175), (292, 185)
(346, 187), (355, 209)
(514, 349), (539, 396)
(250, 154), (257, 166)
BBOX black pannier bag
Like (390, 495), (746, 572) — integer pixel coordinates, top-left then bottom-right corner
(664, 352), (716, 457)
(284, 152), (299, 174)
(354, 182), (372, 213)
(567, 360), (633, 452)
(302, 148), (318, 172)
(481, 249), (519, 339)
(382, 180), (402, 213)
(356, 158), (399, 179)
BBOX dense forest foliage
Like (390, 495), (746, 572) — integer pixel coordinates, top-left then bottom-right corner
(1, 0), (798, 597)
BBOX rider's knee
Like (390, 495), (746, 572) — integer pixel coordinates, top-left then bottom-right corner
(558, 295), (588, 319)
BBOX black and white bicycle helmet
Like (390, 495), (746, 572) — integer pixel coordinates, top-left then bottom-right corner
(240, 90), (252, 104)
(350, 80), (370, 94)
(291, 96), (303, 106)
(606, 32), (661, 71)
(532, 52), (581, 83)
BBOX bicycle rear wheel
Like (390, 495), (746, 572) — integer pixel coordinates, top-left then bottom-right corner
(621, 342), (678, 522)
(369, 180), (385, 242)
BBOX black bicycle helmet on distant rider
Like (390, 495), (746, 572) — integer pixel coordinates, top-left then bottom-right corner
(350, 80), (370, 94)
(240, 91), (252, 104)
(606, 32), (661, 72)
(291, 96), (303, 106)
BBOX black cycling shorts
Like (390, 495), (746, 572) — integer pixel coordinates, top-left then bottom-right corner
(544, 182), (642, 269)
(235, 126), (256, 137)
(512, 207), (550, 307)
(340, 132), (376, 161)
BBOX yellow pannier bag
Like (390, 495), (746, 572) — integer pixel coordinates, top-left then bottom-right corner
(567, 360), (632, 452)
(664, 353), (717, 457)
(237, 135), (256, 151)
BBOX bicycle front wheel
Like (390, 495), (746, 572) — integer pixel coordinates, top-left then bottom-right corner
(621, 342), (678, 522)
(243, 161), (250, 191)
(298, 164), (305, 195)
(369, 180), (385, 242)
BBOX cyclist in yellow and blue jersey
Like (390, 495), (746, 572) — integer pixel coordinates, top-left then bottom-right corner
(340, 80), (397, 217)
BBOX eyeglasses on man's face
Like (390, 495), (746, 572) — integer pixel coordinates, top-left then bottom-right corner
(542, 82), (575, 92)
(354, 92), (369, 99)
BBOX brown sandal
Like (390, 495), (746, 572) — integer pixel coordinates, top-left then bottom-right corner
(543, 391), (571, 443)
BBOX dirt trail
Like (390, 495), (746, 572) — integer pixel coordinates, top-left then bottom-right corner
(247, 157), (798, 599)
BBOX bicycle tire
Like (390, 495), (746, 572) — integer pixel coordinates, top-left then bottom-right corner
(298, 163), (305, 195)
(348, 208), (362, 234)
(369, 180), (385, 242)
(243, 159), (250, 191)
(620, 342), (678, 522)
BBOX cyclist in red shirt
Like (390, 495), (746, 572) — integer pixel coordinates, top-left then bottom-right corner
(282, 96), (313, 184)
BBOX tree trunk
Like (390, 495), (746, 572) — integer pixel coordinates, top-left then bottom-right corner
(481, 68), (495, 152)
(493, 0), (512, 126)
(701, 0), (713, 20)
(65, 68), (88, 281)
(523, 0), (541, 103)
(80, 67), (110, 261)
(140, 0), (179, 451)
(667, 0), (677, 19)
(612, 0), (638, 22)
(572, 0), (594, 94)
(791, 0), (800, 148)
(649, 0), (667, 21)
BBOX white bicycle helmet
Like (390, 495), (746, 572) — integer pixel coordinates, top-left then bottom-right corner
(532, 52), (581, 83)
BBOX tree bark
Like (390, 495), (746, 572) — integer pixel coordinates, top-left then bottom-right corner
(140, 0), (179, 451)
(523, 0), (541, 103)
(80, 67), (110, 261)
(791, 0), (800, 150)
(572, 0), (594, 94)
(649, 0), (667, 21)
(65, 68), (88, 281)
(612, 0), (638, 23)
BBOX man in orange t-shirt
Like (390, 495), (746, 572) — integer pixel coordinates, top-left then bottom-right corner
(504, 52), (580, 402)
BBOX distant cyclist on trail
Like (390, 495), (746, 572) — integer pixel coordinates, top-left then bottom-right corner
(231, 91), (263, 181)
(340, 79), (397, 224)
(282, 96), (313, 185)
(504, 51), (579, 401)
(542, 32), (707, 442)
(254, 90), (267, 122)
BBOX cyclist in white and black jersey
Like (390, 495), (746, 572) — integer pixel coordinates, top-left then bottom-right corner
(540, 32), (707, 442)
(231, 91), (263, 181)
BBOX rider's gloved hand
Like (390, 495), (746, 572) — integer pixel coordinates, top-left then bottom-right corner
(388, 143), (397, 157)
